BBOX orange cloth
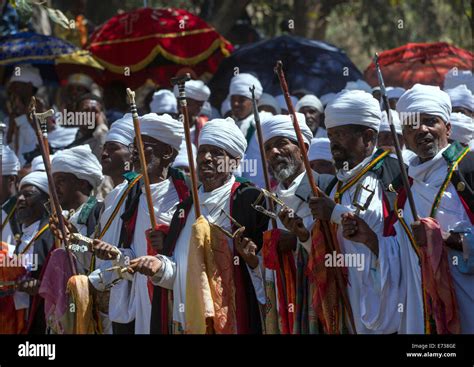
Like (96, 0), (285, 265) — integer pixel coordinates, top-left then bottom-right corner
(185, 216), (236, 334)
(66, 275), (96, 334)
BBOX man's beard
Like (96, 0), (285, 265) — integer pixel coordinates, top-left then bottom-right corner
(270, 155), (300, 183)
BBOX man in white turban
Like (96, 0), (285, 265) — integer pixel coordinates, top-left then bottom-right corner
(386, 86), (406, 109)
(2, 145), (21, 248)
(295, 94), (326, 138)
(444, 68), (474, 93)
(51, 145), (104, 274)
(352, 83), (474, 334)
(132, 116), (269, 334)
(259, 112), (336, 333)
(445, 84), (474, 117)
(308, 137), (335, 175)
(258, 93), (280, 115)
(309, 89), (405, 334)
(173, 79), (211, 145)
(91, 112), (188, 334)
(7, 65), (43, 165)
(149, 89), (178, 117)
(9, 170), (55, 333)
(275, 94), (299, 115)
(378, 110), (416, 163)
(448, 112), (473, 147)
(101, 113), (134, 187)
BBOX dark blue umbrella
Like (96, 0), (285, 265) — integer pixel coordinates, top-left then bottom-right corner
(208, 35), (362, 107)
(0, 32), (103, 84)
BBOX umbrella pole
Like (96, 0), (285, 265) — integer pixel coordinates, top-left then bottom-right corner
(274, 60), (356, 334)
(249, 85), (277, 229)
(171, 74), (201, 219)
(29, 97), (77, 276)
(374, 53), (418, 221)
(126, 88), (157, 229)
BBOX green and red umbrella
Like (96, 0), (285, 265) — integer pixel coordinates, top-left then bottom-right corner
(87, 7), (234, 89)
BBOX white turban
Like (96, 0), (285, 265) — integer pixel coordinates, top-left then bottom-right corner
(380, 110), (402, 135)
(325, 90), (382, 132)
(296, 94), (324, 113)
(20, 171), (49, 194)
(139, 113), (184, 151)
(2, 145), (20, 176)
(220, 95), (232, 116)
(258, 93), (281, 114)
(449, 112), (474, 145)
(308, 137), (332, 162)
(200, 101), (212, 118)
(444, 68), (474, 93)
(31, 155), (44, 172)
(106, 113), (135, 146)
(8, 64), (43, 88)
(52, 145), (103, 189)
(172, 140), (197, 169)
(261, 113), (313, 146)
(445, 85), (474, 112)
(344, 79), (372, 93)
(386, 87), (406, 100)
(320, 92), (337, 106)
(229, 73), (262, 100)
(396, 84), (452, 123)
(150, 90), (177, 114)
(67, 73), (93, 90)
(199, 117), (247, 159)
(173, 79), (210, 102)
(276, 94), (298, 112)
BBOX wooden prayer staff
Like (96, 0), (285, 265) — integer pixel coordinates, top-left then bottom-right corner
(374, 53), (418, 220)
(126, 88), (157, 229)
(35, 107), (54, 157)
(29, 97), (77, 275)
(249, 85), (277, 229)
(274, 60), (356, 333)
(171, 74), (202, 219)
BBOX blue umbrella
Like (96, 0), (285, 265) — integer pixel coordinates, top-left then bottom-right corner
(208, 35), (362, 107)
(0, 32), (103, 84)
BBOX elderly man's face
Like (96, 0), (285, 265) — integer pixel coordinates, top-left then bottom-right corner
(299, 106), (323, 135)
(197, 144), (237, 192)
(130, 135), (174, 175)
(186, 98), (205, 121)
(231, 95), (253, 120)
(264, 136), (303, 184)
(16, 184), (48, 225)
(402, 113), (450, 162)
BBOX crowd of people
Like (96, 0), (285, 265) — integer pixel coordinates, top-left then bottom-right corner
(1, 61), (473, 334)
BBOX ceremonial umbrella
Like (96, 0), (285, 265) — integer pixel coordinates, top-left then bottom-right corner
(208, 35), (362, 108)
(364, 42), (474, 89)
(87, 7), (234, 89)
(0, 31), (104, 84)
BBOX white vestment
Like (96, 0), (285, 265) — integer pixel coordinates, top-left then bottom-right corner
(326, 151), (404, 334)
(394, 145), (474, 333)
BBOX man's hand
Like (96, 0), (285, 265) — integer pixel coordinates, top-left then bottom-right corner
(442, 231), (463, 251)
(145, 228), (166, 253)
(341, 212), (379, 257)
(234, 227), (258, 269)
(49, 214), (76, 243)
(308, 191), (336, 221)
(278, 206), (309, 242)
(93, 239), (119, 260)
(17, 278), (40, 296)
(411, 220), (428, 247)
(128, 256), (162, 277)
(277, 230), (297, 253)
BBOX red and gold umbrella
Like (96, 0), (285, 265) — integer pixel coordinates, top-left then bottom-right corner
(88, 8), (233, 88)
(364, 42), (474, 89)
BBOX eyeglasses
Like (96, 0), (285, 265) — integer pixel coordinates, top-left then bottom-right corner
(128, 142), (162, 153)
